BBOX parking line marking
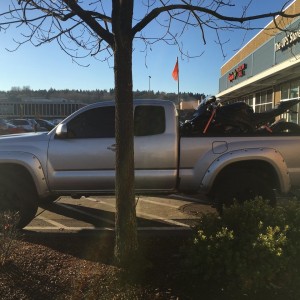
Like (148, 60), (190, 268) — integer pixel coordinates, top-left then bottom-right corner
(85, 195), (207, 208)
(56, 202), (115, 225)
(85, 197), (190, 227)
(137, 226), (191, 231)
(169, 194), (209, 204)
(85, 196), (180, 209)
(137, 211), (190, 227)
(24, 226), (191, 232)
(28, 196), (199, 232)
(84, 197), (116, 207)
(137, 198), (179, 208)
(37, 215), (69, 229)
(24, 226), (96, 230)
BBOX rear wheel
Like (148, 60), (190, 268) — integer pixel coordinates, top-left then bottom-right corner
(271, 121), (300, 133)
(214, 172), (276, 214)
(0, 170), (38, 228)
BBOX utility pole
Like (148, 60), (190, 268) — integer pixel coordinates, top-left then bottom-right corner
(148, 75), (151, 92)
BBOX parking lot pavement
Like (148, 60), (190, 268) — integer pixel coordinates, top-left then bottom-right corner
(24, 194), (216, 233)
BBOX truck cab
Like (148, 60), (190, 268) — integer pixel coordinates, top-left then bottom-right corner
(47, 100), (179, 194)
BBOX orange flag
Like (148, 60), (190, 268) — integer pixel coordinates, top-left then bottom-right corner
(172, 58), (179, 81)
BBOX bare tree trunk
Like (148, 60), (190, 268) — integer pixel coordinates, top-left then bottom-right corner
(112, 0), (138, 266)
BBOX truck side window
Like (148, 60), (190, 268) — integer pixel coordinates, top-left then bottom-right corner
(67, 106), (115, 138)
(134, 105), (165, 136)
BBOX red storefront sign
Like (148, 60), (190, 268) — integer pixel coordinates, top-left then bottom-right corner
(228, 63), (247, 82)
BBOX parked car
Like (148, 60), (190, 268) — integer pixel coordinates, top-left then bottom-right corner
(27, 119), (40, 131)
(10, 119), (37, 132)
(35, 119), (55, 131)
(0, 119), (26, 135)
(51, 118), (64, 125)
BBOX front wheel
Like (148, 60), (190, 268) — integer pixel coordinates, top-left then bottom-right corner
(0, 171), (38, 228)
(214, 172), (276, 214)
(39, 195), (60, 203)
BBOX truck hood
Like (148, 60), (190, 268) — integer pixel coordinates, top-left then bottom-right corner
(0, 131), (51, 156)
(0, 131), (50, 145)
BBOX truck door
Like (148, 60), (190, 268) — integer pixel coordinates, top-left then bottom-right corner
(47, 105), (116, 192)
(47, 102), (178, 193)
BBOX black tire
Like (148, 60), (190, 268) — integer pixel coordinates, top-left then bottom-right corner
(271, 121), (300, 133)
(0, 170), (38, 228)
(214, 172), (276, 214)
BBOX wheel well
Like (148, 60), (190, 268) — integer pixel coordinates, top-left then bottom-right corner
(0, 163), (37, 192)
(211, 160), (279, 196)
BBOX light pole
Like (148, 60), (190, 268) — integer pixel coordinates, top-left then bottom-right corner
(148, 75), (151, 92)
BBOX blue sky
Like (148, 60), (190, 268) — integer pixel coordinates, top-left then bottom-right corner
(0, 1), (295, 96)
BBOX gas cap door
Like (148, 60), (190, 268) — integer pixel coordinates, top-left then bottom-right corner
(212, 141), (228, 154)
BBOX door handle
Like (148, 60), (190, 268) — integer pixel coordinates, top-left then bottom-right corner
(107, 144), (117, 152)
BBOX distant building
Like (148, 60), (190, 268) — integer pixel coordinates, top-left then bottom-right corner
(217, 0), (300, 124)
(0, 98), (85, 119)
(179, 99), (200, 110)
(178, 99), (201, 122)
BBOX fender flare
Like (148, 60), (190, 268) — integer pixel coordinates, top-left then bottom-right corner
(0, 151), (49, 197)
(200, 147), (290, 194)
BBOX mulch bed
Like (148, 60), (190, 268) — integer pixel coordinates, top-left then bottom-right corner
(0, 231), (193, 300)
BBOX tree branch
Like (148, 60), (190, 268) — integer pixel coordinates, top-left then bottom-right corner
(14, 0), (114, 47)
(60, 0), (114, 47)
(132, 3), (300, 36)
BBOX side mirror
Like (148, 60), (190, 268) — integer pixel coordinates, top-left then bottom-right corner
(55, 123), (68, 139)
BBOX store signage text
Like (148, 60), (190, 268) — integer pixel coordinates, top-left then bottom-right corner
(275, 30), (300, 51)
(228, 63), (247, 82)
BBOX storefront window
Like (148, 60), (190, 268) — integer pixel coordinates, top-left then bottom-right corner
(289, 106), (299, 123)
(254, 89), (273, 113)
(281, 104), (299, 124)
(290, 80), (299, 99)
(280, 81), (299, 124)
(281, 83), (290, 100)
(240, 95), (254, 109)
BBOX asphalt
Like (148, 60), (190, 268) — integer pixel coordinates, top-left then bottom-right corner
(23, 193), (215, 235)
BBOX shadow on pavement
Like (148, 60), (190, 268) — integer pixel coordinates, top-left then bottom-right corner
(38, 200), (202, 228)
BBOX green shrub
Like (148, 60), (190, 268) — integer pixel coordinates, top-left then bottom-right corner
(183, 198), (300, 298)
(0, 211), (21, 266)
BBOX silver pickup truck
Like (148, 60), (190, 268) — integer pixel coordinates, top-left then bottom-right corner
(0, 99), (299, 227)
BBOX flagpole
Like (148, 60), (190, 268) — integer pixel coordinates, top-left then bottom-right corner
(177, 58), (180, 107)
